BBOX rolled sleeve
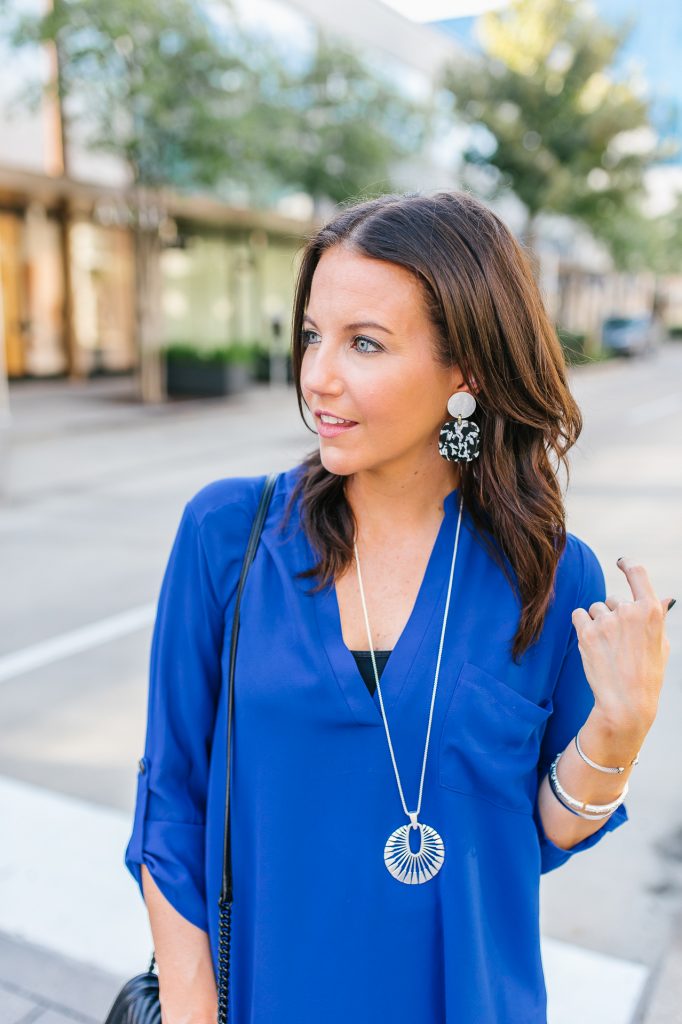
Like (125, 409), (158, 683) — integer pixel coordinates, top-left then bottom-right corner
(534, 796), (629, 874)
(124, 498), (227, 932)
(533, 538), (630, 874)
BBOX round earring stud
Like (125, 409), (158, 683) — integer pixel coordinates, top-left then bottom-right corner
(447, 391), (476, 419)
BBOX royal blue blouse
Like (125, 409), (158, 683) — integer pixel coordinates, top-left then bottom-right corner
(124, 463), (629, 1023)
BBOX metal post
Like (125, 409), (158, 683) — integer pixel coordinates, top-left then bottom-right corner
(268, 314), (287, 387)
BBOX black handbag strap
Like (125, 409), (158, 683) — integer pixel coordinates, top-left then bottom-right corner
(222, 471), (279, 901)
(216, 471), (279, 1023)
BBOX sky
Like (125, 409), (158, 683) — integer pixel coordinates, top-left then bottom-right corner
(380, 0), (507, 19)
(381, 0), (681, 163)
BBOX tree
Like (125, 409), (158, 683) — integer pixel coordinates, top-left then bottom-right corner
(4, 0), (273, 189)
(5, 0), (269, 400)
(253, 28), (429, 217)
(439, 0), (675, 272)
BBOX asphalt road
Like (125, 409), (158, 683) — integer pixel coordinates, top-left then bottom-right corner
(1, 345), (680, 1003)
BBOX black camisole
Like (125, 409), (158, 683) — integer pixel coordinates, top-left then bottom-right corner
(349, 649), (392, 696)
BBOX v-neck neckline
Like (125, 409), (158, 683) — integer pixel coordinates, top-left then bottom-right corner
(312, 486), (462, 726)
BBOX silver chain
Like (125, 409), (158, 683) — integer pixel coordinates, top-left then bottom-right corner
(353, 493), (464, 821)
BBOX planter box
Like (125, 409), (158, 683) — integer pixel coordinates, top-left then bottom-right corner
(253, 351), (294, 383)
(165, 356), (252, 397)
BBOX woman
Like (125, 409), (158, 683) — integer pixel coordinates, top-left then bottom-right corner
(124, 190), (672, 1023)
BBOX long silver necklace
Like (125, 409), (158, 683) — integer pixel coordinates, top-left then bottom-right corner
(353, 492), (464, 884)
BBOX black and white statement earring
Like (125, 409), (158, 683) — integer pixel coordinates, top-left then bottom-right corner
(438, 391), (480, 462)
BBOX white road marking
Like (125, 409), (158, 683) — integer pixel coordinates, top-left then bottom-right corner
(543, 934), (649, 1024)
(0, 775), (650, 1016)
(0, 604), (155, 683)
(1, 774), (152, 979)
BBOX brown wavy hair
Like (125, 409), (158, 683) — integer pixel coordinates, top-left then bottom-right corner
(280, 189), (583, 664)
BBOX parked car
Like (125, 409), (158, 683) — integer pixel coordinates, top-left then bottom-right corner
(601, 314), (663, 357)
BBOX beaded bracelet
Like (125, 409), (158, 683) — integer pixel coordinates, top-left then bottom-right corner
(549, 751), (628, 820)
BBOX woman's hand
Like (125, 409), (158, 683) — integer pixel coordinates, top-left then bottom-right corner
(571, 557), (674, 736)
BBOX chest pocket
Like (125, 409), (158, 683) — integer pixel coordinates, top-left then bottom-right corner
(438, 660), (553, 815)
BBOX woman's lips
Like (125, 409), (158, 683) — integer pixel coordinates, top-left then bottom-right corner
(315, 414), (358, 438)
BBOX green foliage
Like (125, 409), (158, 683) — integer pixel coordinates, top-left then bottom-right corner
(2, 1), (426, 207)
(165, 341), (258, 364)
(253, 30), (429, 206)
(5, 0), (262, 191)
(556, 325), (586, 364)
(556, 325), (619, 365)
(584, 186), (682, 274)
(224, 340), (260, 364)
(439, 0), (677, 265)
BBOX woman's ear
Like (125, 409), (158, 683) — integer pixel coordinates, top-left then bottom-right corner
(450, 372), (479, 397)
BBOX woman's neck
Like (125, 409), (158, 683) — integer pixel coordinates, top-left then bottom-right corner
(344, 465), (461, 536)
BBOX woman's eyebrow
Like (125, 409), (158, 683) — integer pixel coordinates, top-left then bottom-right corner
(302, 314), (394, 335)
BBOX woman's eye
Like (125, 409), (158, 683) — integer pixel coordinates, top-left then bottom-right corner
(353, 336), (381, 354)
(300, 330), (381, 354)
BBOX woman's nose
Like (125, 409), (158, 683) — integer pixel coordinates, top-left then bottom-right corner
(301, 340), (344, 395)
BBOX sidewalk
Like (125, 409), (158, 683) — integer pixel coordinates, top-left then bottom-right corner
(0, 931), (127, 1024)
(636, 908), (682, 1024)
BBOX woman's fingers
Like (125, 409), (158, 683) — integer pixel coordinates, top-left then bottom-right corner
(588, 600), (612, 618)
(616, 557), (658, 603)
(589, 593), (671, 615)
(570, 558), (671, 728)
(572, 558), (674, 636)
(616, 557), (673, 622)
(587, 592), (663, 616)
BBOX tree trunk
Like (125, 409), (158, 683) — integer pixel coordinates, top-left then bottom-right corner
(56, 200), (79, 378)
(132, 187), (164, 404)
(0, 275), (11, 497)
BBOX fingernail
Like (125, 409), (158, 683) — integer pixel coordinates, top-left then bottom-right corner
(616, 556), (625, 565)
(667, 598), (677, 613)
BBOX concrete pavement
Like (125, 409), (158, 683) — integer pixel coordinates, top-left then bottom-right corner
(0, 930), (127, 1024)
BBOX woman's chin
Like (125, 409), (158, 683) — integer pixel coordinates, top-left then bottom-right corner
(318, 448), (362, 477)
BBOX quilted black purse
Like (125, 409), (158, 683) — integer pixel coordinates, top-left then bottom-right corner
(104, 472), (280, 1024)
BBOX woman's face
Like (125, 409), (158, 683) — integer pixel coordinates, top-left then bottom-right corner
(300, 244), (464, 481)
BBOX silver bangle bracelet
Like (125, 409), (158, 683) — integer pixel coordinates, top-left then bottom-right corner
(575, 726), (640, 774)
(548, 764), (620, 820)
(550, 785), (614, 820)
(547, 771), (585, 818)
(549, 751), (628, 819)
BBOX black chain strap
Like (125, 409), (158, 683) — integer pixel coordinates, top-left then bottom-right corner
(217, 897), (233, 1022)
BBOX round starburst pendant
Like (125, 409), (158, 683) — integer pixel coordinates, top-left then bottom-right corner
(384, 814), (445, 884)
